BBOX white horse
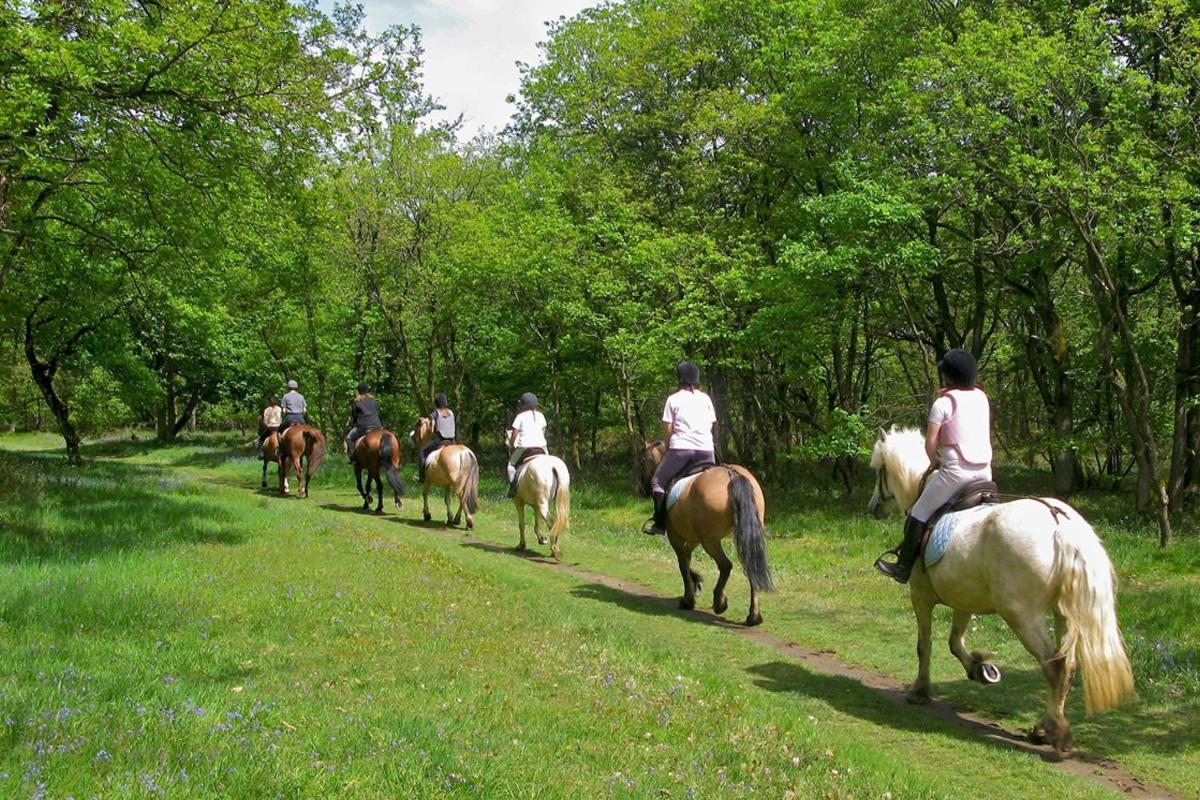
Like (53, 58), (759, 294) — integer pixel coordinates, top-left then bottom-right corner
(512, 454), (571, 562)
(867, 427), (1135, 753)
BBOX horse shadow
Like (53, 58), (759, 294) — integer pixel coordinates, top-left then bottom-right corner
(460, 540), (563, 567)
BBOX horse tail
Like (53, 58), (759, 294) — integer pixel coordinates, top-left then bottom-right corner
(380, 432), (405, 499)
(551, 461), (571, 539)
(305, 429), (326, 477)
(1053, 515), (1135, 714)
(729, 471), (774, 592)
(462, 449), (479, 513)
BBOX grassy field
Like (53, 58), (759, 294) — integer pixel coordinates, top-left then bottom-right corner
(0, 432), (1196, 799)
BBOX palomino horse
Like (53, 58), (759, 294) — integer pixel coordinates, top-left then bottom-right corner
(351, 429), (405, 514)
(511, 453), (571, 561)
(640, 442), (773, 626)
(277, 424), (326, 498)
(260, 431), (280, 488)
(410, 416), (479, 529)
(867, 427), (1135, 753)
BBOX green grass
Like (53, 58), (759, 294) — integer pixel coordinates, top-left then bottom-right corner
(0, 432), (1196, 798)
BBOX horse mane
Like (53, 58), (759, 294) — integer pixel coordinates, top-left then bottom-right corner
(872, 426), (929, 492)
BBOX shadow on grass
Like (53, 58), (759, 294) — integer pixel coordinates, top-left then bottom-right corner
(0, 453), (244, 563)
(461, 540), (562, 566)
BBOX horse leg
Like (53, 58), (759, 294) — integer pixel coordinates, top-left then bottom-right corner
(444, 487), (454, 525)
(669, 535), (699, 610)
(261, 458), (268, 489)
(356, 466), (368, 509)
(908, 592), (936, 704)
(1007, 612), (1072, 754)
(374, 473), (384, 514)
(516, 501), (528, 550)
(699, 539), (733, 617)
(422, 481), (432, 522)
(948, 610), (1001, 685)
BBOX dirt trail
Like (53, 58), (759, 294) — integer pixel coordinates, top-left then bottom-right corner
(446, 531), (1185, 800)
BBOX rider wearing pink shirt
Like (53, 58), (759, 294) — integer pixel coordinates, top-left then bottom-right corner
(875, 348), (993, 583)
(643, 361), (717, 535)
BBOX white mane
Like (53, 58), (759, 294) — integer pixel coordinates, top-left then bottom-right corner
(871, 426), (929, 499)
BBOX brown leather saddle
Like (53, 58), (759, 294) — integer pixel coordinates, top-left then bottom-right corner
(920, 480), (1000, 552)
(514, 447), (547, 469)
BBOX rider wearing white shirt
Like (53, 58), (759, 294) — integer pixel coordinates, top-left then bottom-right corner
(643, 362), (717, 535)
(876, 348), (993, 583)
(507, 393), (548, 496)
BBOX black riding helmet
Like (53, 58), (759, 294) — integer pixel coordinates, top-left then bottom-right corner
(937, 348), (978, 388)
(676, 361), (701, 388)
(520, 392), (538, 410)
(434, 392), (449, 409)
(357, 381), (370, 395)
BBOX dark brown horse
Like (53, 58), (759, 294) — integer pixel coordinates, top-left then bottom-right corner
(640, 442), (773, 626)
(277, 424), (326, 498)
(352, 429), (405, 514)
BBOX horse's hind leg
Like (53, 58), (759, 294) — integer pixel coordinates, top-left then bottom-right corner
(949, 610), (1000, 684)
(356, 467), (369, 509)
(374, 473), (384, 514)
(669, 536), (699, 610)
(261, 458), (268, 489)
(422, 481), (432, 521)
(700, 539), (733, 616)
(1007, 612), (1072, 754)
(444, 488), (455, 525)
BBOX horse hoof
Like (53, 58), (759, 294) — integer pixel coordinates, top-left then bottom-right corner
(552, 548), (562, 562)
(466, 522), (474, 531)
(713, 597), (728, 615)
(678, 597), (696, 610)
(537, 536), (548, 545)
(744, 613), (763, 627)
(980, 663), (1001, 684)
(423, 512), (431, 522)
(905, 687), (932, 705)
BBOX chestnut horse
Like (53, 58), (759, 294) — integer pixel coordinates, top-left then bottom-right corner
(277, 424), (326, 498)
(410, 417), (479, 529)
(352, 429), (405, 514)
(868, 427), (1135, 753)
(260, 431), (279, 488)
(639, 442), (773, 626)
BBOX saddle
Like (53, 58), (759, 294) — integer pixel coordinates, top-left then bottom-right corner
(920, 480), (999, 554)
(514, 447), (546, 468)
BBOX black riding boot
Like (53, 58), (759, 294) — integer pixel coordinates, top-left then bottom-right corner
(875, 515), (925, 584)
(642, 491), (667, 535)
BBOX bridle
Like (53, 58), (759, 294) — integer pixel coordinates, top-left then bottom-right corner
(875, 465), (896, 504)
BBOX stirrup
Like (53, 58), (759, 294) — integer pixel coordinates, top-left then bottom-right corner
(641, 517), (665, 536)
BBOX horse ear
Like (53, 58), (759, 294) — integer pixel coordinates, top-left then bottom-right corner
(875, 426), (887, 442)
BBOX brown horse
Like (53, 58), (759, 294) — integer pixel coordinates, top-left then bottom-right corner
(411, 416), (479, 529)
(277, 424), (326, 498)
(352, 429), (405, 514)
(260, 431), (279, 488)
(640, 442), (774, 626)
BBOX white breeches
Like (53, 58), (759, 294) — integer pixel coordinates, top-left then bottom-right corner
(910, 458), (993, 523)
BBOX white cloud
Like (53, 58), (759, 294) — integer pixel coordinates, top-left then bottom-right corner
(357, 0), (596, 138)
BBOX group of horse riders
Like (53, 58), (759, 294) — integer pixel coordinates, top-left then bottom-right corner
(256, 347), (990, 583)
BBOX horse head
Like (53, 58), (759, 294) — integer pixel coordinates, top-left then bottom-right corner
(867, 426), (927, 518)
(410, 415), (433, 448)
(637, 440), (666, 496)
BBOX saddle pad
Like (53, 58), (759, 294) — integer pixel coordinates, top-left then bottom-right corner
(925, 505), (994, 567)
(666, 473), (701, 510)
(424, 447), (445, 468)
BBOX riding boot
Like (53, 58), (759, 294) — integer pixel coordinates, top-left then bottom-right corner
(642, 491), (667, 535)
(506, 476), (519, 498)
(875, 515), (925, 584)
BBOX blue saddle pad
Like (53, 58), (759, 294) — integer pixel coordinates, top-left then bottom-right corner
(925, 505), (994, 567)
(666, 472), (702, 510)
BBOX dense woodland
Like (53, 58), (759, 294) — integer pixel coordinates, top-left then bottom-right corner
(3, 0), (1200, 543)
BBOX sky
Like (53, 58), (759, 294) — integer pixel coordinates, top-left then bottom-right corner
(359, 0), (597, 138)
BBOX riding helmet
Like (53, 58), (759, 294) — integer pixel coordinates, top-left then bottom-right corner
(286, 379), (299, 389)
(676, 361), (701, 387)
(357, 381), (370, 395)
(434, 392), (449, 409)
(937, 348), (978, 388)
(520, 392), (538, 409)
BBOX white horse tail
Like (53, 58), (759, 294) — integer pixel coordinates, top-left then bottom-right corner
(461, 449), (479, 513)
(550, 461), (570, 540)
(1053, 515), (1136, 713)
